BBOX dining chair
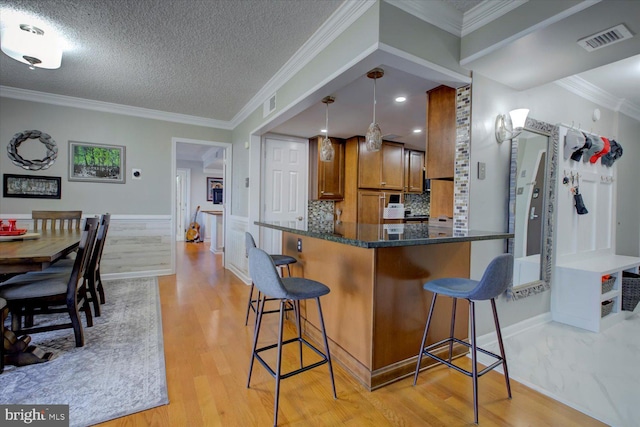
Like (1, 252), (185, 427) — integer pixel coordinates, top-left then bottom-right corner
(29, 214), (111, 317)
(0, 217), (99, 347)
(0, 297), (6, 373)
(32, 210), (82, 231)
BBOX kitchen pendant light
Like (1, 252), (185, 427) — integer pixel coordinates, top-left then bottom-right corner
(320, 96), (335, 162)
(365, 68), (384, 152)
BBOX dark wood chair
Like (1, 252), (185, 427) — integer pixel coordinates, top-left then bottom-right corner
(0, 217), (99, 347)
(32, 210), (82, 231)
(0, 297), (6, 373)
(31, 214), (111, 317)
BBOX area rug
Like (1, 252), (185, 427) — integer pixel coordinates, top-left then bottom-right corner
(0, 277), (168, 426)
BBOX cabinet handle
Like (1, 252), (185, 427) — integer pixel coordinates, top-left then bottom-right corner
(381, 182), (386, 186)
(320, 190), (324, 194)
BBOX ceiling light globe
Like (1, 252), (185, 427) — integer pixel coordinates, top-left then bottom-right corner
(0, 24), (62, 69)
(365, 122), (382, 152)
(320, 136), (335, 162)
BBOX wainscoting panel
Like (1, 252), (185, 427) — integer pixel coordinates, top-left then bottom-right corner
(0, 214), (173, 279)
(225, 215), (250, 284)
(100, 215), (173, 278)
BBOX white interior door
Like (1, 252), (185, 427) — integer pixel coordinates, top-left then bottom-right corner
(262, 136), (308, 254)
(176, 168), (190, 241)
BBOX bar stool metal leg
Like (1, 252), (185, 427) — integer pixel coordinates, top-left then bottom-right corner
(273, 300), (286, 427)
(294, 300), (303, 369)
(448, 297), (457, 363)
(470, 300), (479, 424)
(413, 293), (437, 386)
(247, 294), (266, 388)
(316, 297), (337, 399)
(244, 282), (256, 326)
(492, 298), (512, 398)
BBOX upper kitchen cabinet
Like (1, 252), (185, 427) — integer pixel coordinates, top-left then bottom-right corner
(358, 137), (404, 190)
(426, 85), (456, 179)
(404, 149), (425, 193)
(309, 136), (345, 200)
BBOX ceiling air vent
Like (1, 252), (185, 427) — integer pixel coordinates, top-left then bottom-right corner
(577, 24), (634, 52)
(263, 93), (276, 117)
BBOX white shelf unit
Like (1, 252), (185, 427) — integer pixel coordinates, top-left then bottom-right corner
(553, 255), (640, 332)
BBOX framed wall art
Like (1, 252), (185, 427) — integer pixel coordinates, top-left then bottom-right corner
(69, 141), (126, 183)
(3, 174), (62, 199)
(207, 177), (223, 203)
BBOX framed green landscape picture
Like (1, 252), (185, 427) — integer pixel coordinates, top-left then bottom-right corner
(69, 141), (126, 183)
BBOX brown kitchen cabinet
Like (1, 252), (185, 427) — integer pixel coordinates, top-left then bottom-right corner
(426, 85), (456, 179)
(358, 190), (403, 224)
(358, 138), (404, 190)
(404, 149), (425, 193)
(309, 136), (345, 200)
(429, 179), (453, 218)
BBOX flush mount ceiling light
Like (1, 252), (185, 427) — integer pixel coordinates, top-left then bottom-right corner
(320, 96), (335, 162)
(1, 23), (62, 69)
(395, 96), (406, 103)
(495, 108), (529, 143)
(365, 68), (384, 152)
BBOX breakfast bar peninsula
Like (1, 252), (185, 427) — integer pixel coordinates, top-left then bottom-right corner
(256, 220), (512, 390)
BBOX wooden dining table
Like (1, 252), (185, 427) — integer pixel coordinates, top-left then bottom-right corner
(0, 229), (82, 275)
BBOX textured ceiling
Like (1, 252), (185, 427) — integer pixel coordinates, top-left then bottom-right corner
(0, 0), (344, 121)
(1, 0), (638, 161)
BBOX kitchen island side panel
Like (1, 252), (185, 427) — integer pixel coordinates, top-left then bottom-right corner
(374, 243), (470, 370)
(283, 232), (375, 370)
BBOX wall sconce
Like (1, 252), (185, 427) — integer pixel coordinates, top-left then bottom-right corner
(320, 96), (335, 162)
(495, 108), (529, 143)
(0, 23), (62, 69)
(365, 68), (384, 152)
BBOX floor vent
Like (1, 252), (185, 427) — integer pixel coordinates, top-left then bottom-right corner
(577, 24), (634, 52)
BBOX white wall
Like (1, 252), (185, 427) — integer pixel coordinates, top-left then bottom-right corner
(0, 97), (230, 215)
(470, 73), (639, 334)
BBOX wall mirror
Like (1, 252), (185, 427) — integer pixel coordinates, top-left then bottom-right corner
(508, 117), (558, 300)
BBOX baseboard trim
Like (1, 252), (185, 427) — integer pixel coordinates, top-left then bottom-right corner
(228, 265), (251, 285)
(103, 269), (172, 281)
(475, 311), (552, 348)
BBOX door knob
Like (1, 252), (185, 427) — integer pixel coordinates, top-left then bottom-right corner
(297, 216), (303, 221)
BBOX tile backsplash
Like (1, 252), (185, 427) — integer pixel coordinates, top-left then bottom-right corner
(404, 192), (430, 216)
(308, 200), (335, 221)
(309, 194), (431, 221)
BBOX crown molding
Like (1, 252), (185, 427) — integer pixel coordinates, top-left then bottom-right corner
(385, 0), (463, 36)
(0, 85), (232, 129)
(555, 75), (640, 122)
(462, 0), (527, 37)
(229, 0), (376, 128)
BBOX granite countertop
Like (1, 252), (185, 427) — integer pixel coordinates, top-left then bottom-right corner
(255, 221), (512, 248)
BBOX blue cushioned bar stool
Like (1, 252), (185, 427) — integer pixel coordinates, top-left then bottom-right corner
(247, 247), (336, 426)
(244, 232), (297, 326)
(413, 253), (513, 424)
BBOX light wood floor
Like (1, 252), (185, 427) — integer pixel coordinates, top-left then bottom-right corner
(97, 242), (606, 426)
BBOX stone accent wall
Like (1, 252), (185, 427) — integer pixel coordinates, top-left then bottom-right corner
(454, 85), (471, 230)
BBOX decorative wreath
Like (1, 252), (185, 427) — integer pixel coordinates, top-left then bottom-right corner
(7, 130), (58, 170)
